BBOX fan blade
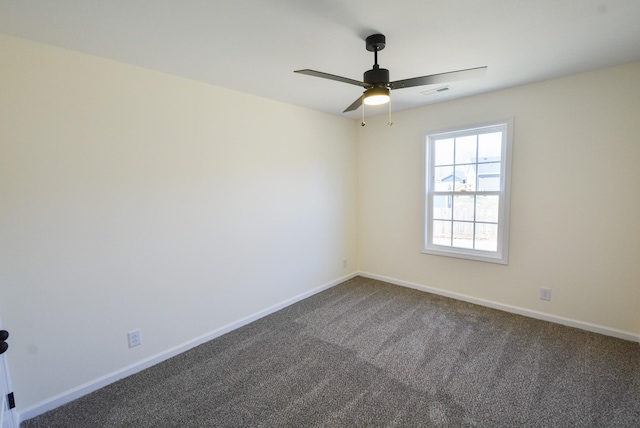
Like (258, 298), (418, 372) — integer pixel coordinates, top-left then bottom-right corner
(343, 95), (364, 112)
(389, 66), (487, 90)
(294, 69), (368, 87)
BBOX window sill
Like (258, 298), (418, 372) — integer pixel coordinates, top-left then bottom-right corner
(422, 247), (508, 265)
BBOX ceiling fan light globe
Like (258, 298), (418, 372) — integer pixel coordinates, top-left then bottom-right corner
(363, 94), (390, 105)
(363, 87), (390, 106)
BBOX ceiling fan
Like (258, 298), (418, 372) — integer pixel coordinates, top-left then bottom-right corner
(295, 34), (487, 117)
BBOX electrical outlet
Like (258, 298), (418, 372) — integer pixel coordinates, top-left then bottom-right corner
(128, 329), (142, 348)
(342, 258), (348, 268)
(540, 288), (552, 301)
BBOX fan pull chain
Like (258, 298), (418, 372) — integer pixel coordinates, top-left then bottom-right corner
(388, 97), (393, 126)
(361, 102), (366, 126)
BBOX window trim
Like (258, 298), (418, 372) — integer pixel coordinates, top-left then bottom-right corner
(423, 118), (514, 264)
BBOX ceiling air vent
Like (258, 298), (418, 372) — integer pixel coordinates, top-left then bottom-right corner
(421, 86), (451, 96)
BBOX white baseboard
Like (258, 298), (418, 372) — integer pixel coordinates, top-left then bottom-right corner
(18, 272), (358, 424)
(358, 271), (640, 344)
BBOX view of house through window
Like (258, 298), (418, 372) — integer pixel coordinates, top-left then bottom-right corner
(424, 120), (513, 264)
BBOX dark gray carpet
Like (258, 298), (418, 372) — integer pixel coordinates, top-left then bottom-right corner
(22, 276), (640, 427)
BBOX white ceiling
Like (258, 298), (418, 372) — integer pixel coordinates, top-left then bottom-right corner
(2, 0), (639, 120)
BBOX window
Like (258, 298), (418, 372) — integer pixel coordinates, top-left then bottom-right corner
(424, 119), (513, 264)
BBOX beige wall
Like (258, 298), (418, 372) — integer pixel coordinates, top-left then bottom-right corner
(357, 61), (640, 338)
(0, 34), (358, 412)
(2, 32), (639, 419)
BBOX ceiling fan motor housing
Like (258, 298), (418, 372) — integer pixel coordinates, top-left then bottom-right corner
(364, 67), (389, 86)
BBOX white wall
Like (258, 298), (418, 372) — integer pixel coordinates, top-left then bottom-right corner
(0, 34), (358, 414)
(357, 61), (640, 339)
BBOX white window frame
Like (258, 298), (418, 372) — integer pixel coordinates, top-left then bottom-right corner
(423, 119), (514, 264)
